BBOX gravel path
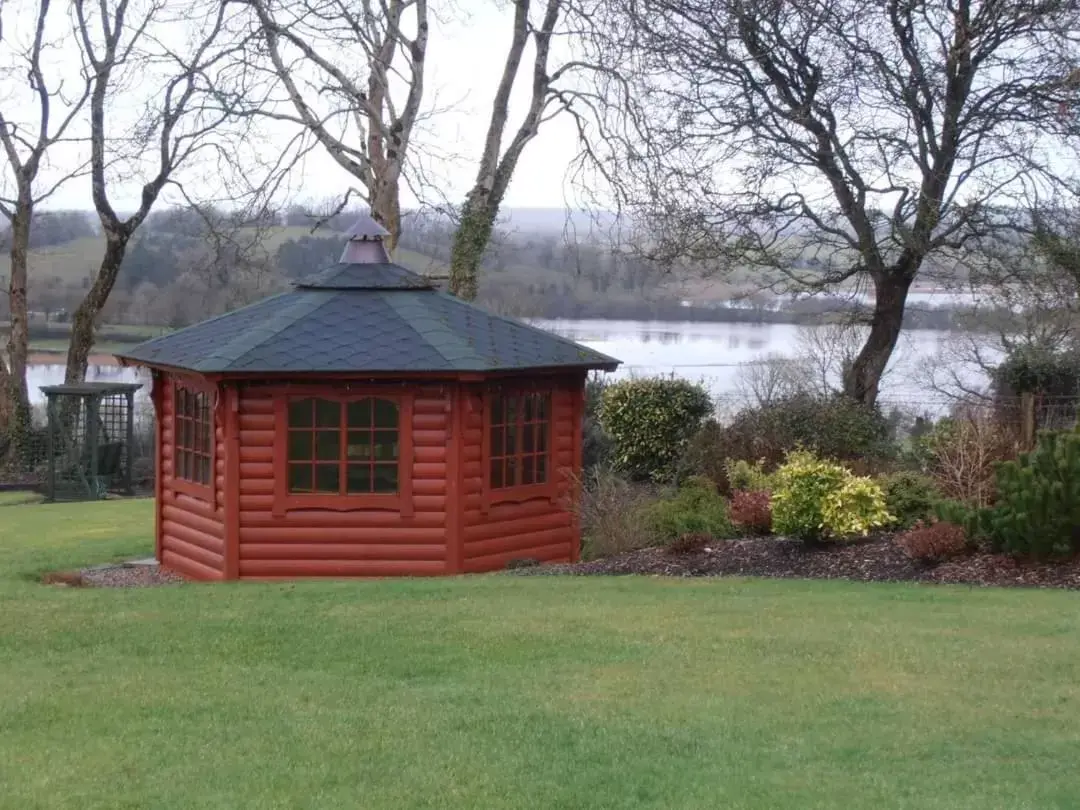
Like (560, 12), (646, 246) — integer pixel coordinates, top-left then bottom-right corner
(41, 562), (186, 588)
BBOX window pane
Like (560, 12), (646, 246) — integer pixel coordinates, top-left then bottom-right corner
(491, 423), (503, 456)
(346, 463), (372, 493)
(537, 422), (548, 452)
(522, 455), (535, 485)
(491, 396), (504, 426)
(177, 449), (187, 480)
(536, 395), (548, 421)
(289, 463), (313, 493)
(347, 399), (372, 428)
(198, 394), (210, 424)
(523, 423), (534, 453)
(374, 399), (398, 428)
(373, 431), (398, 461)
(373, 464), (398, 493)
(505, 456), (518, 487)
(288, 398), (314, 428)
(314, 464), (339, 493)
(346, 431), (372, 460)
(505, 396), (517, 426)
(524, 394), (535, 422)
(315, 398), (340, 428)
(505, 424), (516, 455)
(315, 430), (340, 461)
(288, 430), (313, 461)
(176, 391), (187, 418)
(536, 455), (547, 483)
(199, 456), (211, 485)
(490, 458), (503, 488)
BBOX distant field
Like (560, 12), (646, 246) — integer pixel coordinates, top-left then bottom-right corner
(0, 225), (740, 307)
(0, 227), (452, 285)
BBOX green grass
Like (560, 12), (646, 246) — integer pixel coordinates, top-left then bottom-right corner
(2, 500), (1080, 809)
(0, 490), (43, 507)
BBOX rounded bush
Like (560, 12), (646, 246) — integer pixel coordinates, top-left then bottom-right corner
(598, 377), (712, 482)
(645, 476), (735, 543)
(720, 394), (892, 469)
(771, 451), (850, 542)
(772, 450), (892, 542)
(880, 471), (939, 529)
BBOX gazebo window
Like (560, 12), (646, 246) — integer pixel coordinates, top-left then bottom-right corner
(489, 391), (550, 489)
(286, 396), (400, 495)
(175, 386), (212, 486)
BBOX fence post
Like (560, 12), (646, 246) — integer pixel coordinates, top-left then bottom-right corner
(1021, 392), (1036, 451)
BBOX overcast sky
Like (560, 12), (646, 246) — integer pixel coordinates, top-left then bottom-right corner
(0, 0), (588, 215)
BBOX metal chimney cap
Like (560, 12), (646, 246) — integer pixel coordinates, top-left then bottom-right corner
(343, 214), (390, 241)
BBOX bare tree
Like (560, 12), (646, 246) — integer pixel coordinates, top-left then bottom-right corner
(0, 0), (90, 455)
(447, 0), (565, 300)
(733, 352), (803, 406)
(237, 0), (430, 250)
(575, 0), (1080, 406)
(65, 0), (245, 385)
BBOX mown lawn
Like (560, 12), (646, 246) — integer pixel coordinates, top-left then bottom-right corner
(1, 500), (1079, 809)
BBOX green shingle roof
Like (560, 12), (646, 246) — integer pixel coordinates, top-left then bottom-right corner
(116, 258), (620, 375)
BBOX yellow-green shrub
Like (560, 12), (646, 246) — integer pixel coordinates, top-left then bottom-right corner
(821, 476), (893, 538)
(772, 450), (892, 542)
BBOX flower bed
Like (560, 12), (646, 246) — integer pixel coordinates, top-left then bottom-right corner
(515, 534), (1080, 589)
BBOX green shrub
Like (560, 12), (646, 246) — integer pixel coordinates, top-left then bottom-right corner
(719, 394), (893, 470)
(772, 450), (892, 542)
(677, 419), (728, 489)
(880, 471), (939, 529)
(583, 375), (614, 473)
(725, 458), (772, 492)
(645, 476), (735, 544)
(598, 377), (712, 482)
(964, 427), (1080, 559)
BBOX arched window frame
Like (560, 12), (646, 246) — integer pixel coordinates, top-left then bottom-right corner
(272, 387), (413, 516)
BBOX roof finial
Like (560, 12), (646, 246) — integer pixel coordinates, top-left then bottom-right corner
(340, 212), (391, 264)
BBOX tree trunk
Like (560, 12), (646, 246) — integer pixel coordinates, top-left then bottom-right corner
(448, 191), (498, 301)
(2, 204), (34, 469)
(843, 270), (914, 406)
(64, 233), (129, 386)
(370, 175), (401, 254)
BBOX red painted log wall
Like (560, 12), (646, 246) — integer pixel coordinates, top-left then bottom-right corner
(458, 375), (583, 573)
(234, 383), (450, 578)
(158, 374), (227, 581)
(154, 373), (586, 580)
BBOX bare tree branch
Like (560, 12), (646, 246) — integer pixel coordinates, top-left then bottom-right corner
(570, 0), (1080, 405)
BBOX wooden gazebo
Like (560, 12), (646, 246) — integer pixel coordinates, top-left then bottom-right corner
(116, 216), (619, 581)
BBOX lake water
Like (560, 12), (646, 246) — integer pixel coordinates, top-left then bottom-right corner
(26, 319), (989, 412)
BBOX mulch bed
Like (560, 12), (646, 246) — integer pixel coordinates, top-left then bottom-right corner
(515, 535), (1080, 590)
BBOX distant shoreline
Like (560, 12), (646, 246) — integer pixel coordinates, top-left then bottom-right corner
(28, 350), (123, 367)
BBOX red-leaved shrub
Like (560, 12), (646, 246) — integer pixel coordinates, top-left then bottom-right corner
(894, 521), (968, 563)
(730, 489), (772, 535)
